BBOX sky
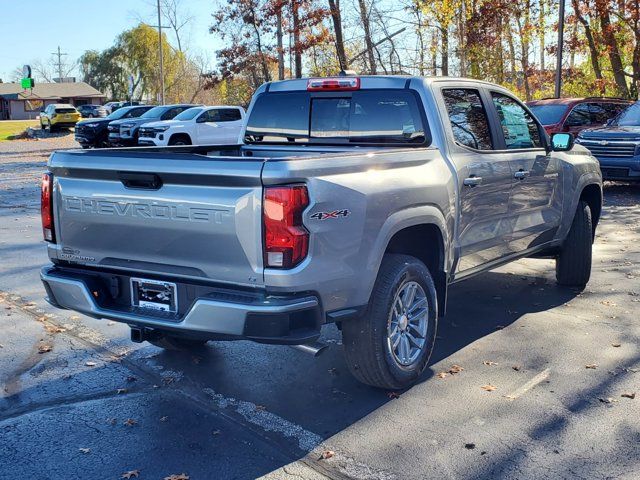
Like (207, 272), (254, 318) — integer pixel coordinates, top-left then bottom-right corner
(0, 0), (221, 82)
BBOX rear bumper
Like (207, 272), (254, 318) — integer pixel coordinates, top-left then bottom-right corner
(41, 266), (322, 344)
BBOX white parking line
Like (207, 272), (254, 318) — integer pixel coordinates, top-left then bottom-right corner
(505, 368), (551, 400)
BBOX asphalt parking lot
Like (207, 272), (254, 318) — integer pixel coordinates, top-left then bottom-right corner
(0, 143), (638, 480)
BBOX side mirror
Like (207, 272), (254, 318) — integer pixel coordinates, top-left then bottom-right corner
(550, 132), (574, 152)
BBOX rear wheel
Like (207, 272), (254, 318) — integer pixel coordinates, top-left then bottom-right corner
(556, 200), (593, 287)
(148, 334), (208, 351)
(342, 254), (438, 390)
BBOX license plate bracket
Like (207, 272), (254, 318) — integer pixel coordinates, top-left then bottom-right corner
(131, 278), (177, 313)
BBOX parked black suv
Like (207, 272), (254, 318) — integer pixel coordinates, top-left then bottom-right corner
(77, 104), (107, 118)
(75, 105), (154, 149)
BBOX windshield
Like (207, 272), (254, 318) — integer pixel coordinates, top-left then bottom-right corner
(613, 102), (640, 126)
(528, 104), (568, 125)
(245, 90), (428, 145)
(141, 106), (168, 118)
(175, 107), (204, 121)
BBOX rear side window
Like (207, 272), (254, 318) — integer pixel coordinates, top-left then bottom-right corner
(245, 90), (427, 145)
(491, 93), (542, 149)
(55, 107), (76, 114)
(442, 88), (493, 150)
(565, 103), (591, 127)
(215, 108), (242, 122)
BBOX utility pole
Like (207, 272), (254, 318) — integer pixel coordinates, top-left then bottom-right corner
(157, 0), (165, 105)
(554, 0), (565, 98)
(50, 46), (67, 81)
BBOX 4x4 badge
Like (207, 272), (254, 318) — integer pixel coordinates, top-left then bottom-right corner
(310, 209), (350, 220)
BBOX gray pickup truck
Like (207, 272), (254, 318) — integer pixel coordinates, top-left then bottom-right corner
(40, 76), (602, 389)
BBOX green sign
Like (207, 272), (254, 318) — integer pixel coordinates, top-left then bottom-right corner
(21, 78), (34, 89)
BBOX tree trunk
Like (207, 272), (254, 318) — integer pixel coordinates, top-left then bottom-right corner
(595, 0), (629, 97)
(507, 24), (517, 81)
(327, 0), (348, 70)
(431, 30), (438, 75)
(276, 7), (285, 80)
(572, 0), (602, 79)
(357, 0), (377, 74)
(441, 26), (449, 76)
(539, 0), (545, 70)
(292, 0), (302, 78)
(515, 12), (531, 100)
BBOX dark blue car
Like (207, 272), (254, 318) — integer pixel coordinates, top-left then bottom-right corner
(576, 102), (640, 181)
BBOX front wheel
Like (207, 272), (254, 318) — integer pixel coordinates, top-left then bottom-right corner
(342, 254), (438, 390)
(556, 200), (593, 287)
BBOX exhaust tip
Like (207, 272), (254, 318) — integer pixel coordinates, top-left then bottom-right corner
(290, 341), (328, 357)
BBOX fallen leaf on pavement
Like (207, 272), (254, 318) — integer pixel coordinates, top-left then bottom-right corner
(79, 448), (90, 454)
(585, 364), (598, 369)
(611, 343), (621, 348)
(85, 361), (97, 367)
(621, 392), (636, 399)
(436, 372), (448, 379)
(481, 385), (497, 392)
(124, 418), (137, 427)
(448, 365), (464, 374)
(598, 397), (616, 404)
(164, 474), (189, 480)
(512, 366), (521, 371)
(121, 471), (140, 479)
(387, 391), (400, 399)
(483, 361), (498, 366)
(117, 388), (128, 394)
(320, 450), (335, 460)
(160, 416), (168, 422)
(38, 344), (52, 354)
(464, 443), (475, 450)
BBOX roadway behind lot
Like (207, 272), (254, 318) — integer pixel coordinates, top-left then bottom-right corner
(0, 144), (638, 480)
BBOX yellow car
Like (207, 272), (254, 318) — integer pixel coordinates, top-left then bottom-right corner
(40, 104), (81, 132)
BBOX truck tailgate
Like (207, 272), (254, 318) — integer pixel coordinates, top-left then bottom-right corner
(48, 150), (265, 287)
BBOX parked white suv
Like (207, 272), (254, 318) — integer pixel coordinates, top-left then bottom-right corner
(138, 106), (246, 146)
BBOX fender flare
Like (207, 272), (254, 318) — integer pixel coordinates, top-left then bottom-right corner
(557, 172), (602, 241)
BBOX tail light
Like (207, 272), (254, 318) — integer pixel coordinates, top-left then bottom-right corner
(263, 185), (309, 268)
(41, 172), (55, 242)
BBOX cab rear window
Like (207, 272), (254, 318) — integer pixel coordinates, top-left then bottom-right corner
(245, 90), (429, 145)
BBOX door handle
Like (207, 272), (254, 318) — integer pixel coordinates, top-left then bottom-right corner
(463, 176), (482, 187)
(514, 170), (530, 180)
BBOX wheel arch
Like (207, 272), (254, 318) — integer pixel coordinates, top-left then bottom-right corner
(579, 183), (602, 240)
(169, 132), (192, 145)
(379, 216), (449, 317)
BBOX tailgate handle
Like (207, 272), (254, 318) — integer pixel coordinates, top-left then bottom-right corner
(118, 172), (162, 190)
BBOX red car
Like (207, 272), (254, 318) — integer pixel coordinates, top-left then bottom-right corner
(526, 97), (631, 136)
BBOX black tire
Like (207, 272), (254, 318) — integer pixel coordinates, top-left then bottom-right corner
(556, 200), (593, 287)
(342, 254), (438, 390)
(169, 134), (192, 146)
(148, 334), (208, 351)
